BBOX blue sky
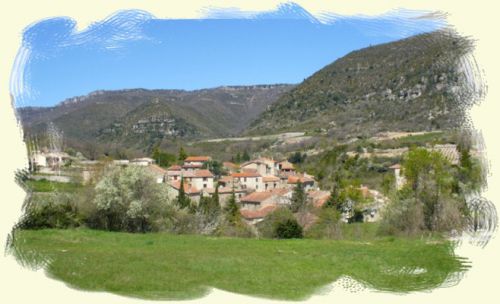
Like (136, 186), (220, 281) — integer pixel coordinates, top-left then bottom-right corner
(12, 3), (445, 107)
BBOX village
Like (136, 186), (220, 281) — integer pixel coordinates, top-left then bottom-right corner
(27, 147), (395, 226)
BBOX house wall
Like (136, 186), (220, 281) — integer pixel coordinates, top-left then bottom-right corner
(235, 176), (263, 191)
(190, 177), (214, 190)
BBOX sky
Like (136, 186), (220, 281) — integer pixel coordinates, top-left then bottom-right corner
(11, 3), (446, 107)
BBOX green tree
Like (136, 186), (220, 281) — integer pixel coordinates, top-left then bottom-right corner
(176, 176), (191, 209)
(290, 182), (306, 213)
(224, 188), (240, 224)
(91, 166), (172, 232)
(152, 145), (176, 168)
(274, 219), (303, 239)
(398, 147), (466, 232)
(242, 151), (251, 162)
(288, 151), (307, 164)
(178, 146), (188, 162)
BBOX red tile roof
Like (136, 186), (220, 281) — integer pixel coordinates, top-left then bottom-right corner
(270, 188), (292, 196)
(182, 169), (214, 178)
(279, 160), (294, 170)
(240, 205), (278, 220)
(218, 175), (233, 183)
(146, 164), (167, 175)
(182, 163), (204, 169)
(287, 175), (314, 184)
(204, 187), (247, 194)
(231, 171), (261, 178)
(223, 161), (239, 169)
(168, 165), (182, 171)
(240, 191), (274, 203)
(169, 181), (200, 194)
(185, 156), (211, 162)
(262, 176), (280, 182)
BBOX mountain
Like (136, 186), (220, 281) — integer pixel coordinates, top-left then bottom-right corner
(18, 85), (294, 155)
(248, 31), (477, 138)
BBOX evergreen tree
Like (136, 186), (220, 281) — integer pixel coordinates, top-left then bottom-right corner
(212, 184), (220, 208)
(242, 151), (251, 162)
(224, 188), (240, 224)
(177, 176), (191, 209)
(290, 182), (306, 213)
(178, 146), (188, 162)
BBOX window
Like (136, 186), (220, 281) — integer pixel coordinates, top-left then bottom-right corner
(203, 177), (207, 181)
(203, 184), (207, 188)
(255, 178), (258, 182)
(244, 177), (247, 182)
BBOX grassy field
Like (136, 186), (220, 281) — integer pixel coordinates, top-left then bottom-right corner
(10, 228), (468, 300)
(25, 179), (81, 193)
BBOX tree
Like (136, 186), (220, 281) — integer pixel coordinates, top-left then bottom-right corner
(381, 173), (396, 196)
(91, 166), (172, 232)
(402, 148), (454, 231)
(152, 145), (176, 168)
(290, 182), (306, 213)
(176, 176), (191, 209)
(212, 185), (220, 209)
(288, 151), (307, 164)
(178, 146), (188, 162)
(224, 188), (240, 224)
(274, 219), (303, 239)
(306, 207), (342, 239)
(203, 160), (223, 177)
(242, 151), (250, 162)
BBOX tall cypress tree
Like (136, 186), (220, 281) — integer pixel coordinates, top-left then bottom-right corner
(224, 187), (240, 224)
(290, 182), (306, 213)
(177, 176), (190, 209)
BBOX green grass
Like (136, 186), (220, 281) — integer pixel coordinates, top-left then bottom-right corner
(25, 179), (81, 193)
(10, 228), (469, 300)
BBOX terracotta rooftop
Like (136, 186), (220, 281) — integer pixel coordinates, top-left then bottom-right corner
(218, 175), (233, 183)
(168, 165), (182, 171)
(262, 176), (280, 182)
(223, 161), (239, 169)
(182, 169), (214, 178)
(270, 188), (292, 196)
(182, 163), (204, 169)
(169, 181), (200, 194)
(287, 175), (314, 184)
(240, 205), (278, 220)
(185, 156), (211, 162)
(389, 163), (401, 169)
(231, 171), (262, 178)
(204, 187), (247, 194)
(241, 158), (276, 167)
(146, 164), (167, 175)
(279, 160), (295, 170)
(240, 191), (275, 203)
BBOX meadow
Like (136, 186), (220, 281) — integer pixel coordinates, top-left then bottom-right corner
(10, 228), (469, 300)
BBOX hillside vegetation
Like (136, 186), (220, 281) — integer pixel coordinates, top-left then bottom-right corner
(249, 31), (477, 138)
(18, 85), (293, 154)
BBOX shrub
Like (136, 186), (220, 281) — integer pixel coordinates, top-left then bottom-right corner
(215, 218), (254, 238)
(257, 207), (303, 239)
(275, 219), (303, 239)
(378, 196), (425, 236)
(89, 165), (174, 232)
(306, 208), (342, 239)
(18, 193), (81, 229)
